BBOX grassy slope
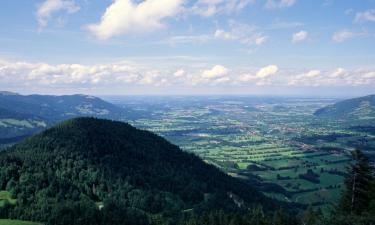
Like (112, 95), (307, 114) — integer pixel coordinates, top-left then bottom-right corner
(0, 220), (43, 225)
(0, 191), (17, 207)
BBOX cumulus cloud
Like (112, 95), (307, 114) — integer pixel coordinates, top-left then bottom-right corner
(36, 0), (80, 30)
(0, 60), (232, 88)
(362, 71), (375, 79)
(214, 22), (268, 46)
(182, 65), (231, 86)
(0, 60), (142, 87)
(292, 30), (308, 43)
(330, 68), (347, 78)
(287, 70), (321, 86)
(191, 0), (254, 17)
(305, 70), (321, 78)
(201, 65), (228, 79)
(265, 0), (296, 10)
(1, 59), (375, 90)
(239, 65), (278, 82)
(256, 65), (279, 78)
(332, 30), (364, 43)
(87, 0), (183, 40)
(214, 76), (231, 84)
(139, 71), (161, 85)
(174, 69), (186, 77)
(285, 68), (375, 87)
(355, 9), (375, 23)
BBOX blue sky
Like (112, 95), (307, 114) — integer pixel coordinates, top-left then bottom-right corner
(0, 0), (375, 96)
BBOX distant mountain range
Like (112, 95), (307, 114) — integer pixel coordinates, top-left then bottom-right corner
(0, 92), (125, 144)
(0, 118), (284, 224)
(314, 95), (375, 120)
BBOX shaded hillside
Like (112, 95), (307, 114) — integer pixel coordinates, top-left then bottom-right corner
(314, 95), (375, 119)
(0, 92), (126, 144)
(0, 92), (124, 121)
(0, 118), (287, 225)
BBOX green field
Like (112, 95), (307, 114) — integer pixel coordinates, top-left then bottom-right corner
(112, 96), (375, 209)
(0, 191), (17, 207)
(0, 220), (42, 225)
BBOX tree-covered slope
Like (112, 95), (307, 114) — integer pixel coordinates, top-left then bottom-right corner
(0, 118), (284, 225)
(0, 92), (124, 121)
(314, 95), (375, 119)
(0, 92), (127, 145)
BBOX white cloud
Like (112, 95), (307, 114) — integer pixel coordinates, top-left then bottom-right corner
(214, 22), (268, 46)
(355, 9), (375, 23)
(174, 69), (186, 77)
(265, 0), (296, 10)
(267, 19), (304, 30)
(36, 0), (80, 30)
(215, 29), (237, 40)
(292, 30), (308, 43)
(256, 65), (279, 78)
(1, 59), (375, 90)
(0, 60), (143, 87)
(285, 68), (375, 87)
(254, 36), (268, 45)
(214, 76), (231, 84)
(238, 74), (256, 82)
(304, 70), (321, 77)
(87, 0), (183, 40)
(332, 30), (363, 43)
(164, 35), (211, 46)
(201, 65), (228, 79)
(139, 71), (161, 85)
(332, 30), (353, 42)
(192, 0), (254, 17)
(287, 70), (321, 86)
(239, 65), (278, 82)
(330, 68), (347, 78)
(363, 71), (375, 79)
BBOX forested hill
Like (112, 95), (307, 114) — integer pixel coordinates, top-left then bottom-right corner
(0, 118), (287, 225)
(0, 92), (127, 145)
(0, 92), (124, 121)
(314, 94), (375, 119)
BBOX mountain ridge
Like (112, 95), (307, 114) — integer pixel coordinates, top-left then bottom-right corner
(0, 92), (127, 145)
(314, 94), (375, 119)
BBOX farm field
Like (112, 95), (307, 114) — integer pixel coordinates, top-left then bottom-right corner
(106, 96), (375, 209)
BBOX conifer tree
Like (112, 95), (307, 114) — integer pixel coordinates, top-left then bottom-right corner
(340, 149), (374, 215)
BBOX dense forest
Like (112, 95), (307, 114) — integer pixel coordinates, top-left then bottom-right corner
(0, 118), (289, 225)
(0, 118), (374, 225)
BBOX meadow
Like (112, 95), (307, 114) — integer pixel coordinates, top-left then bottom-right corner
(0, 191), (16, 207)
(0, 220), (43, 225)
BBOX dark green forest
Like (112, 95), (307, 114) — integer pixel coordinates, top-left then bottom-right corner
(0, 118), (374, 225)
(0, 118), (283, 225)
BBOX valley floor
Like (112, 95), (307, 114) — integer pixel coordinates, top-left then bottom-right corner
(110, 96), (375, 209)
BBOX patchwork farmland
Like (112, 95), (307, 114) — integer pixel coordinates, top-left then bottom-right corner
(108, 96), (375, 210)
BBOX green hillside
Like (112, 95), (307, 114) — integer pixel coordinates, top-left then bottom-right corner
(0, 219), (43, 225)
(0, 92), (128, 145)
(0, 118), (287, 225)
(314, 95), (375, 120)
(0, 92), (124, 121)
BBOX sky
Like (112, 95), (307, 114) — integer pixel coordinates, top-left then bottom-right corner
(0, 0), (375, 96)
